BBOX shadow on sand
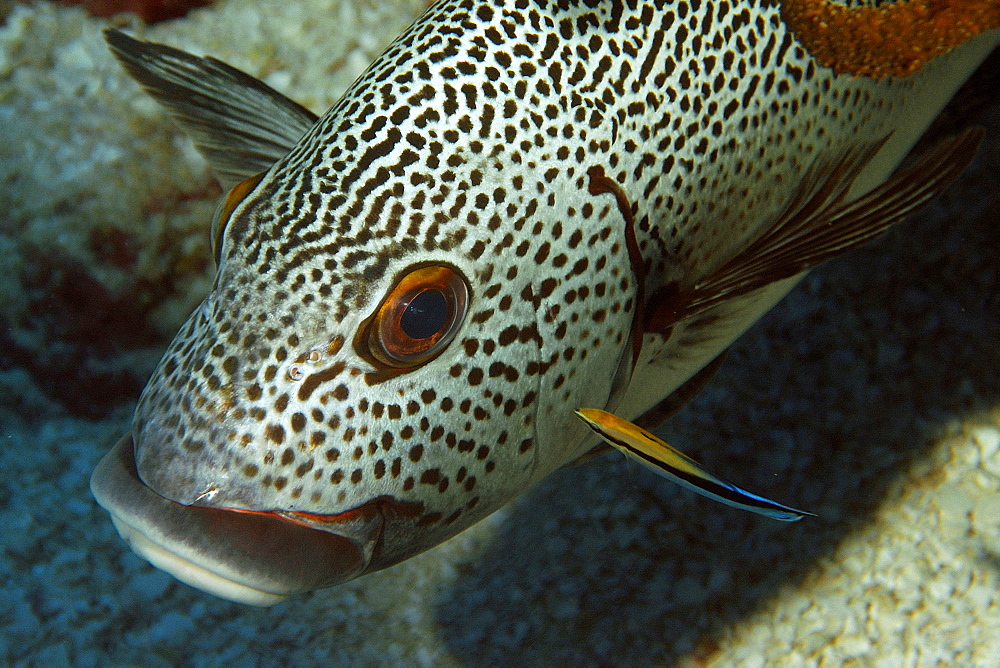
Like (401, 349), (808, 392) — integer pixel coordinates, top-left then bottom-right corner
(433, 110), (1000, 665)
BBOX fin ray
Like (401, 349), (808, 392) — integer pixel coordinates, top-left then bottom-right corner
(647, 128), (984, 330)
(104, 29), (319, 189)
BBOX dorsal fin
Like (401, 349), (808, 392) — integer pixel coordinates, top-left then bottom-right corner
(104, 29), (319, 189)
(646, 127), (984, 332)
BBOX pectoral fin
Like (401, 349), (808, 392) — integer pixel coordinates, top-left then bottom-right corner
(646, 128), (984, 332)
(104, 29), (319, 189)
(575, 408), (813, 522)
(633, 349), (729, 431)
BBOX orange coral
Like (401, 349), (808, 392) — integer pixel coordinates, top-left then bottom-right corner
(780, 0), (1000, 78)
(55, 0), (215, 24)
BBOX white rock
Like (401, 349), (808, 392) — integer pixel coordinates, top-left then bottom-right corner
(975, 426), (1000, 476)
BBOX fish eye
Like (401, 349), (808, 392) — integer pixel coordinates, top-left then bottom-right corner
(209, 172), (264, 265)
(368, 265), (469, 367)
(400, 289), (448, 339)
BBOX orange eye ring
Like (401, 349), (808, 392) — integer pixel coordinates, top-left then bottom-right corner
(367, 265), (469, 368)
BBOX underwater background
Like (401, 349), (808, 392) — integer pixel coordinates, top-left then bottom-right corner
(1, 1), (998, 664)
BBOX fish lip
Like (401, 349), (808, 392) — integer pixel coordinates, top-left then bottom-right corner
(91, 433), (373, 605)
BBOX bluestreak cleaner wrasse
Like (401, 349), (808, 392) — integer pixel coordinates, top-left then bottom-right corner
(91, 0), (1000, 606)
(575, 408), (815, 521)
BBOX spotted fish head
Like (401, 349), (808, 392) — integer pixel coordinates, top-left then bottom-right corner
(91, 14), (639, 605)
(126, 179), (556, 559)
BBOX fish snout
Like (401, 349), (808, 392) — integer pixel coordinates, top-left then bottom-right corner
(130, 414), (251, 509)
(91, 433), (380, 605)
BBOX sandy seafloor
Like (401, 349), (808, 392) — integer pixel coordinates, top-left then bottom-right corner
(1, 1), (998, 665)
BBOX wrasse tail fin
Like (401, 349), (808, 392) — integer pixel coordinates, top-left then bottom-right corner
(104, 29), (319, 189)
(575, 408), (814, 522)
(646, 127), (984, 330)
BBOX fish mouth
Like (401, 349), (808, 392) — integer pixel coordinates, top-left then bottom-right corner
(90, 434), (373, 606)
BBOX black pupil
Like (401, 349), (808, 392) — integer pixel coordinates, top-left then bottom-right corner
(400, 289), (448, 339)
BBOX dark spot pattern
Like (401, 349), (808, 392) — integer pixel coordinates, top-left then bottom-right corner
(131, 0), (941, 567)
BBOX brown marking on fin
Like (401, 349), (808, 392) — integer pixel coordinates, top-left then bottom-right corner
(212, 171), (265, 264)
(646, 128), (984, 333)
(588, 165), (646, 392)
(781, 0), (1000, 79)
